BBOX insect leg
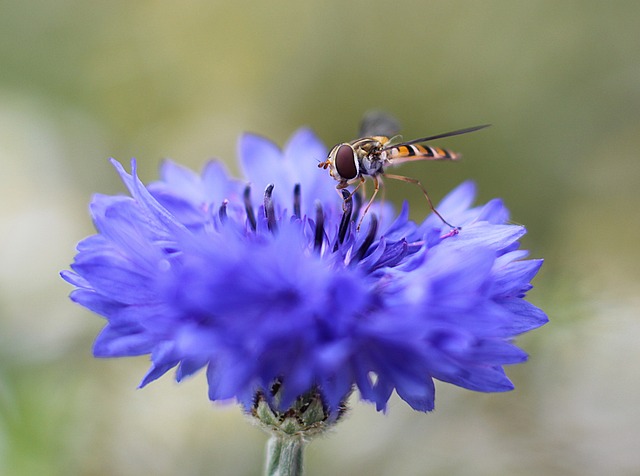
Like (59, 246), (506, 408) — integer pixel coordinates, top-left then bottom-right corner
(384, 173), (459, 230)
(357, 175), (382, 231)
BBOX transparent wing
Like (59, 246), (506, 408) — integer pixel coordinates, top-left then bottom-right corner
(359, 111), (402, 138)
(385, 124), (491, 149)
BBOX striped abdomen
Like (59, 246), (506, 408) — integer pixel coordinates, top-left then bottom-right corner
(386, 144), (461, 161)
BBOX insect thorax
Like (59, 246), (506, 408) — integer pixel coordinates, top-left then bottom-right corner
(352, 136), (388, 177)
(358, 153), (384, 176)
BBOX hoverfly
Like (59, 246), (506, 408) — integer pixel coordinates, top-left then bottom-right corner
(318, 112), (489, 230)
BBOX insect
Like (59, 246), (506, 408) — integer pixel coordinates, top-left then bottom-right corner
(318, 112), (489, 230)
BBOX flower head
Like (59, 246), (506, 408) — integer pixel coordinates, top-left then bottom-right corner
(62, 128), (547, 417)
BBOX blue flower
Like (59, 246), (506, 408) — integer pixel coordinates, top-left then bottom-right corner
(61, 128), (547, 416)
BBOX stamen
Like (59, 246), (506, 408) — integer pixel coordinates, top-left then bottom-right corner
(264, 184), (277, 232)
(352, 214), (378, 263)
(314, 201), (324, 253)
(244, 185), (257, 231)
(293, 183), (301, 219)
(337, 189), (352, 245)
(218, 199), (229, 223)
(351, 192), (362, 223)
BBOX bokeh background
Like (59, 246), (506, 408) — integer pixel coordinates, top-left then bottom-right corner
(1, 1), (639, 475)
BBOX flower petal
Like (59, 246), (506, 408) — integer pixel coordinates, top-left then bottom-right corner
(62, 128), (547, 417)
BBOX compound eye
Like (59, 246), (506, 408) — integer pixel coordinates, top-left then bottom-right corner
(334, 144), (358, 180)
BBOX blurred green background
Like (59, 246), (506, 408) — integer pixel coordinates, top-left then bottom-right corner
(1, 1), (639, 475)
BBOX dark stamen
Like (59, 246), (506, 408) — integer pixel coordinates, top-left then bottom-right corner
(218, 199), (229, 223)
(314, 201), (324, 253)
(351, 214), (378, 263)
(244, 185), (257, 231)
(264, 184), (277, 232)
(337, 189), (352, 245)
(351, 192), (362, 223)
(293, 183), (301, 219)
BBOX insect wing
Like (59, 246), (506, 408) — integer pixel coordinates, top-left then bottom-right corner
(389, 124), (491, 148)
(358, 111), (401, 138)
(383, 123), (490, 165)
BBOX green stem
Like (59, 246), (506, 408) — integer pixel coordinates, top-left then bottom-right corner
(265, 434), (305, 476)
